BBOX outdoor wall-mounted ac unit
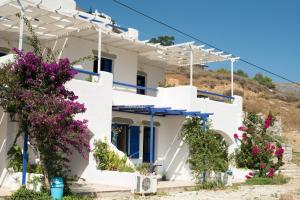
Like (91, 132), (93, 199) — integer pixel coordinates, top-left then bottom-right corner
(134, 175), (157, 194)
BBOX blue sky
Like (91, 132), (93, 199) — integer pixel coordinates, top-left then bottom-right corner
(76, 0), (300, 83)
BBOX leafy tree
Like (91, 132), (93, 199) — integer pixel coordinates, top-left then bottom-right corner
(148, 36), (175, 46)
(253, 73), (275, 89)
(0, 18), (89, 191)
(234, 69), (248, 78)
(180, 118), (228, 183)
(88, 7), (93, 14)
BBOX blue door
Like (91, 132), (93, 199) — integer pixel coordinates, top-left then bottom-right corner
(129, 126), (140, 158)
(143, 127), (155, 163)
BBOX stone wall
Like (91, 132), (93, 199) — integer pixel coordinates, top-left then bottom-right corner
(282, 143), (293, 163)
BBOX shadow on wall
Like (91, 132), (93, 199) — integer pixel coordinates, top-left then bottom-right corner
(158, 117), (192, 181)
(68, 130), (94, 178)
(0, 109), (20, 186)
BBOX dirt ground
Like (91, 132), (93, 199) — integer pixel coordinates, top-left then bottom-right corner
(118, 179), (300, 200)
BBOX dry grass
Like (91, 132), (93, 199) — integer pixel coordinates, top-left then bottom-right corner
(166, 69), (300, 149)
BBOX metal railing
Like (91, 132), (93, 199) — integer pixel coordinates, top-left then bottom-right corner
(197, 89), (234, 102)
(72, 67), (100, 76)
(113, 81), (158, 94)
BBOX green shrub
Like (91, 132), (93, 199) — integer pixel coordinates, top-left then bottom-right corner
(253, 73), (275, 89)
(215, 68), (230, 74)
(245, 175), (289, 185)
(93, 140), (134, 172)
(7, 144), (23, 172)
(9, 186), (94, 200)
(180, 118), (229, 183)
(136, 163), (150, 175)
(234, 69), (248, 78)
(196, 181), (225, 190)
(8, 186), (51, 200)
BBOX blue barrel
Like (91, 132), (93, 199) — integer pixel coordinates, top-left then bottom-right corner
(50, 177), (64, 200)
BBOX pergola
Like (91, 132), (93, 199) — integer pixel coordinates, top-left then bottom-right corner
(0, 0), (239, 92)
(112, 105), (213, 172)
(0, 0), (238, 182)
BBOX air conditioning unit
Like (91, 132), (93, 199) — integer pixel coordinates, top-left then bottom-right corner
(134, 175), (157, 194)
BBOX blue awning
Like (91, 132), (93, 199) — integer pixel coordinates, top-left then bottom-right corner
(112, 105), (213, 118)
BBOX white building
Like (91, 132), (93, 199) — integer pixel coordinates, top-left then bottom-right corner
(0, 0), (246, 189)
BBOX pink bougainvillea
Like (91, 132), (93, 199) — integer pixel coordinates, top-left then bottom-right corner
(264, 114), (273, 129)
(234, 112), (284, 179)
(234, 133), (239, 140)
(259, 163), (266, 169)
(238, 125), (248, 132)
(251, 145), (260, 156)
(0, 47), (90, 189)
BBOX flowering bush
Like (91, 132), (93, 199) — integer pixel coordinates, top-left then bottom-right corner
(234, 112), (284, 178)
(0, 19), (89, 191)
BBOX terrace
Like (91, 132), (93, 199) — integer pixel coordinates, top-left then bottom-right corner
(0, 0), (239, 105)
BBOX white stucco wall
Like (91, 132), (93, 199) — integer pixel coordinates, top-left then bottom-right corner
(65, 72), (113, 182)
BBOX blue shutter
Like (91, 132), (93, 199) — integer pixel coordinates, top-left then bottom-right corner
(129, 126), (140, 159)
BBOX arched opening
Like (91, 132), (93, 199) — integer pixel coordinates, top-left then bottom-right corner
(213, 130), (234, 146)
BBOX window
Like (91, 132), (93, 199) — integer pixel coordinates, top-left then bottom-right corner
(137, 74), (146, 95)
(93, 57), (113, 73)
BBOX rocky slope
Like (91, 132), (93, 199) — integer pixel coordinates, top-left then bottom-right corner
(165, 68), (300, 151)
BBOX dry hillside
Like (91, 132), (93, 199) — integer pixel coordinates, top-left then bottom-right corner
(165, 68), (300, 151)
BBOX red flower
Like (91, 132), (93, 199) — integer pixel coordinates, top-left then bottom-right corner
(275, 148), (284, 158)
(271, 145), (276, 150)
(259, 163), (266, 169)
(267, 168), (275, 177)
(264, 114), (273, 129)
(242, 133), (247, 140)
(238, 125), (248, 131)
(245, 175), (252, 179)
(234, 133), (239, 140)
(252, 145), (260, 156)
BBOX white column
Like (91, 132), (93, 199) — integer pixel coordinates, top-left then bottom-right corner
(230, 59), (234, 97)
(17, 0), (24, 50)
(97, 29), (102, 73)
(189, 50), (193, 86)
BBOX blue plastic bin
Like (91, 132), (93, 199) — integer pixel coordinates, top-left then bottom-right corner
(50, 177), (64, 200)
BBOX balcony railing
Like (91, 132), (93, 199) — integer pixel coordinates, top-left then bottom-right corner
(197, 89), (234, 102)
(72, 67), (100, 76)
(113, 81), (158, 96)
(71, 68), (234, 102)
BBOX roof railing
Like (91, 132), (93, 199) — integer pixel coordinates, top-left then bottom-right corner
(113, 81), (158, 93)
(71, 67), (100, 76)
(197, 89), (234, 102)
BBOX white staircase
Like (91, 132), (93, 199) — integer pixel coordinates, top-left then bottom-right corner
(280, 163), (300, 179)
